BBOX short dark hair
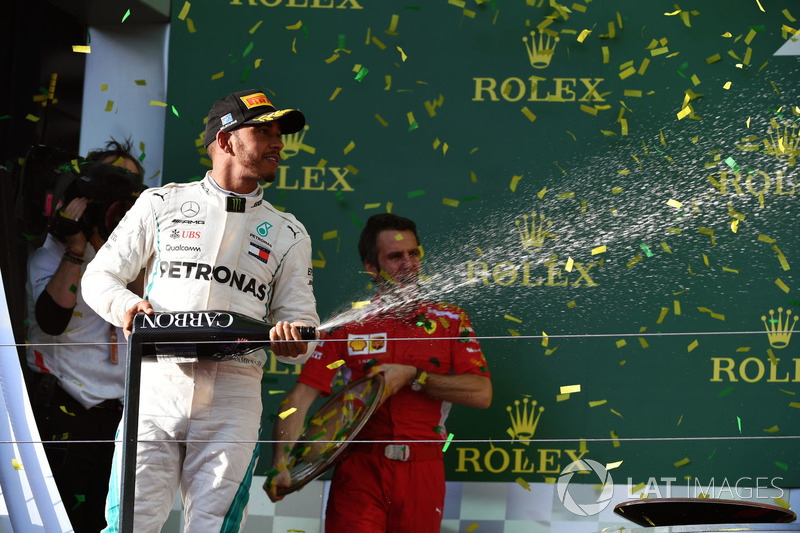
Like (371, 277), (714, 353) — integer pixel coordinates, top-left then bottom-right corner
(85, 137), (145, 176)
(358, 213), (419, 267)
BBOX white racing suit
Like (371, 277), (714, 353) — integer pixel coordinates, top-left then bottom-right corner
(82, 173), (319, 532)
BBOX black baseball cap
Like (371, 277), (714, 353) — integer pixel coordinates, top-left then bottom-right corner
(203, 89), (306, 147)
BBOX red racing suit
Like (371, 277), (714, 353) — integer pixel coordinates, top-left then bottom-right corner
(297, 301), (490, 532)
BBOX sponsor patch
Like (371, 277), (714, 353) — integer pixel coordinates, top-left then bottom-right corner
(347, 333), (387, 356)
(240, 93), (272, 109)
(248, 242), (271, 264)
(221, 112), (234, 126)
(257, 221), (272, 237)
(226, 196), (246, 213)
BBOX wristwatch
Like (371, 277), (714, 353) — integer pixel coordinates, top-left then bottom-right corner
(411, 368), (427, 392)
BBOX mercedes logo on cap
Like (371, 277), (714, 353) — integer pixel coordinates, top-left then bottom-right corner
(181, 201), (200, 218)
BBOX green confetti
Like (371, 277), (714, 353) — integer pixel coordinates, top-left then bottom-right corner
(724, 156), (740, 172)
(241, 66), (252, 83)
(717, 386), (734, 398)
(71, 494), (85, 511)
(138, 152), (146, 162)
(640, 243), (653, 257)
(407, 190), (425, 199)
(429, 357), (440, 367)
(442, 433), (454, 452)
(243, 41), (254, 57)
(787, 298), (800, 307)
(0, 115), (10, 120)
(736, 416), (741, 433)
(775, 461), (789, 470)
(338, 33), (346, 50)
(171, 106), (179, 117)
(408, 121), (419, 132)
(708, 449), (717, 460)
(122, 9), (131, 23)
(355, 67), (369, 82)
(350, 213), (363, 228)
(677, 61), (689, 78)
(460, 195), (479, 202)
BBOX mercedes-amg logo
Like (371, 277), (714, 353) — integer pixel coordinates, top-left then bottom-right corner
(181, 201), (200, 218)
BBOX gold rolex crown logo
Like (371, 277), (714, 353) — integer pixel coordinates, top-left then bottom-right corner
(506, 398), (544, 445)
(515, 212), (557, 250)
(764, 118), (799, 167)
(522, 30), (560, 69)
(279, 124), (311, 160)
(736, 117), (799, 168)
(762, 307), (798, 349)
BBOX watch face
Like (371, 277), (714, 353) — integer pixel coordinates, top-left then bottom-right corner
(411, 381), (422, 392)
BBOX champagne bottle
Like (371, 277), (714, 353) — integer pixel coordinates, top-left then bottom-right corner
(132, 310), (316, 362)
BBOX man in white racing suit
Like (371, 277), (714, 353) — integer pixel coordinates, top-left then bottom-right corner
(82, 89), (320, 532)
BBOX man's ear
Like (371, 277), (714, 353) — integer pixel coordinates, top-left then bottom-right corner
(363, 262), (379, 280)
(216, 130), (233, 154)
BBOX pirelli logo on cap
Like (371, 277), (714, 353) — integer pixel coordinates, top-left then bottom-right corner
(240, 93), (272, 109)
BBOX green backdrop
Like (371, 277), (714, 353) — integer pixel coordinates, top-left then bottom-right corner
(163, 0), (800, 487)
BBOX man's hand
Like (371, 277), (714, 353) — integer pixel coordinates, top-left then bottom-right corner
(369, 363), (416, 405)
(53, 197), (89, 250)
(264, 467), (291, 503)
(123, 300), (154, 339)
(269, 321), (313, 359)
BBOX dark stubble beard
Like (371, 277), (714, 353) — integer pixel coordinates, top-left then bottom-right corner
(233, 132), (277, 183)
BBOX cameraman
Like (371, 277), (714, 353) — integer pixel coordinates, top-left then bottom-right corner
(25, 139), (144, 533)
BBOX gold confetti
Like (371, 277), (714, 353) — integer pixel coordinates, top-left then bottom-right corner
(606, 460), (623, 470)
(278, 407), (297, 419)
(177, 1), (191, 20)
(12, 459), (22, 470)
(560, 384), (581, 394)
(591, 245), (607, 255)
(674, 457), (690, 467)
(510, 175), (522, 192)
(327, 360), (345, 370)
(516, 477), (531, 491)
(667, 199), (682, 209)
(72, 45), (91, 54)
(687, 340), (699, 352)
(521, 106), (536, 122)
(577, 29), (592, 42)
(775, 279), (790, 293)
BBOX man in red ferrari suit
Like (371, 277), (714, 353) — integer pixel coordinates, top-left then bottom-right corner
(267, 213), (492, 533)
